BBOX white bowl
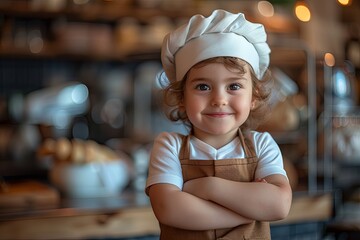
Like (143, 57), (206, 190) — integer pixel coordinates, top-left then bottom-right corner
(49, 160), (130, 198)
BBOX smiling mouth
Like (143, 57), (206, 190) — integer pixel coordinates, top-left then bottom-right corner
(205, 112), (232, 118)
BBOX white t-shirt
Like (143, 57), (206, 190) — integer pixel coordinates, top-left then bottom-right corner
(146, 131), (287, 191)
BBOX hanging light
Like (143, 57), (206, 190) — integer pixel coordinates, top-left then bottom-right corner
(337, 0), (352, 6)
(295, 0), (311, 22)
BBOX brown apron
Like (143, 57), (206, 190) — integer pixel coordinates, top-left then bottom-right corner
(159, 129), (271, 240)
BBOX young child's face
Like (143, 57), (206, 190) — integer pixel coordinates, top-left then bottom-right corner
(183, 62), (254, 142)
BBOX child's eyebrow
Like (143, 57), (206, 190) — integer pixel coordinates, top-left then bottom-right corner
(187, 77), (209, 83)
(188, 76), (248, 82)
(221, 77), (250, 84)
(226, 77), (248, 82)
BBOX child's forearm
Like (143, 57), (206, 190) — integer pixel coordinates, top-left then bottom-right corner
(148, 183), (253, 230)
(183, 175), (292, 221)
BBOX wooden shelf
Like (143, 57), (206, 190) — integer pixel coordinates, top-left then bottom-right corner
(0, 1), (195, 23)
(0, 42), (161, 62)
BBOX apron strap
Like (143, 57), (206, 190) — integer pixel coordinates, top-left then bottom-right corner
(179, 134), (190, 160)
(238, 129), (257, 158)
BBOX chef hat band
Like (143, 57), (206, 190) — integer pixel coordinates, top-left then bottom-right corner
(175, 33), (259, 81)
(161, 9), (271, 82)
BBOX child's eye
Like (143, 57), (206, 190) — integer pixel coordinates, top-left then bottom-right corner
(195, 84), (210, 91)
(228, 83), (242, 90)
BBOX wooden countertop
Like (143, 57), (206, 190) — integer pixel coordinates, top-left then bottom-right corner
(0, 187), (151, 221)
(0, 189), (160, 240)
(0, 185), (334, 240)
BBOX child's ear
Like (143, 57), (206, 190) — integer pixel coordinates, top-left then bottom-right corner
(251, 100), (257, 110)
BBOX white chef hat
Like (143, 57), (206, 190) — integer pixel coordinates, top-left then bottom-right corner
(161, 9), (271, 83)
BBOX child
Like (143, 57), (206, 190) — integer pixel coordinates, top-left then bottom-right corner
(145, 9), (292, 240)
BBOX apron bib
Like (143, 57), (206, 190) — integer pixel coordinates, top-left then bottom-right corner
(159, 129), (271, 240)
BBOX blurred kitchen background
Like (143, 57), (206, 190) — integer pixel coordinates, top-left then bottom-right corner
(0, 0), (359, 239)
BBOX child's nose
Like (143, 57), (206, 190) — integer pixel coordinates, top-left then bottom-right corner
(211, 90), (228, 106)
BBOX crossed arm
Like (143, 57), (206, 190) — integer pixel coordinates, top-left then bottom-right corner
(148, 174), (292, 230)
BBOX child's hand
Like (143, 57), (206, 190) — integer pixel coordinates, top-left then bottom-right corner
(255, 178), (268, 183)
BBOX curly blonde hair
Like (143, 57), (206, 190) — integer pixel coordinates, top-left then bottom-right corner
(160, 57), (273, 130)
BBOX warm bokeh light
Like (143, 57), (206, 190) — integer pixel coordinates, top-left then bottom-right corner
(337, 0), (352, 6)
(258, 1), (275, 17)
(324, 53), (336, 67)
(295, 2), (311, 22)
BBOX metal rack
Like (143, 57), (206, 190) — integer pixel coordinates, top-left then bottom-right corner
(323, 60), (360, 191)
(322, 57), (360, 240)
(269, 36), (318, 193)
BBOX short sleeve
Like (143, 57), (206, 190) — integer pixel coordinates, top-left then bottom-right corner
(253, 132), (288, 179)
(145, 132), (184, 195)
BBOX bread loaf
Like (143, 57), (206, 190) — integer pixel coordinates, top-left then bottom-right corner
(38, 138), (119, 164)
